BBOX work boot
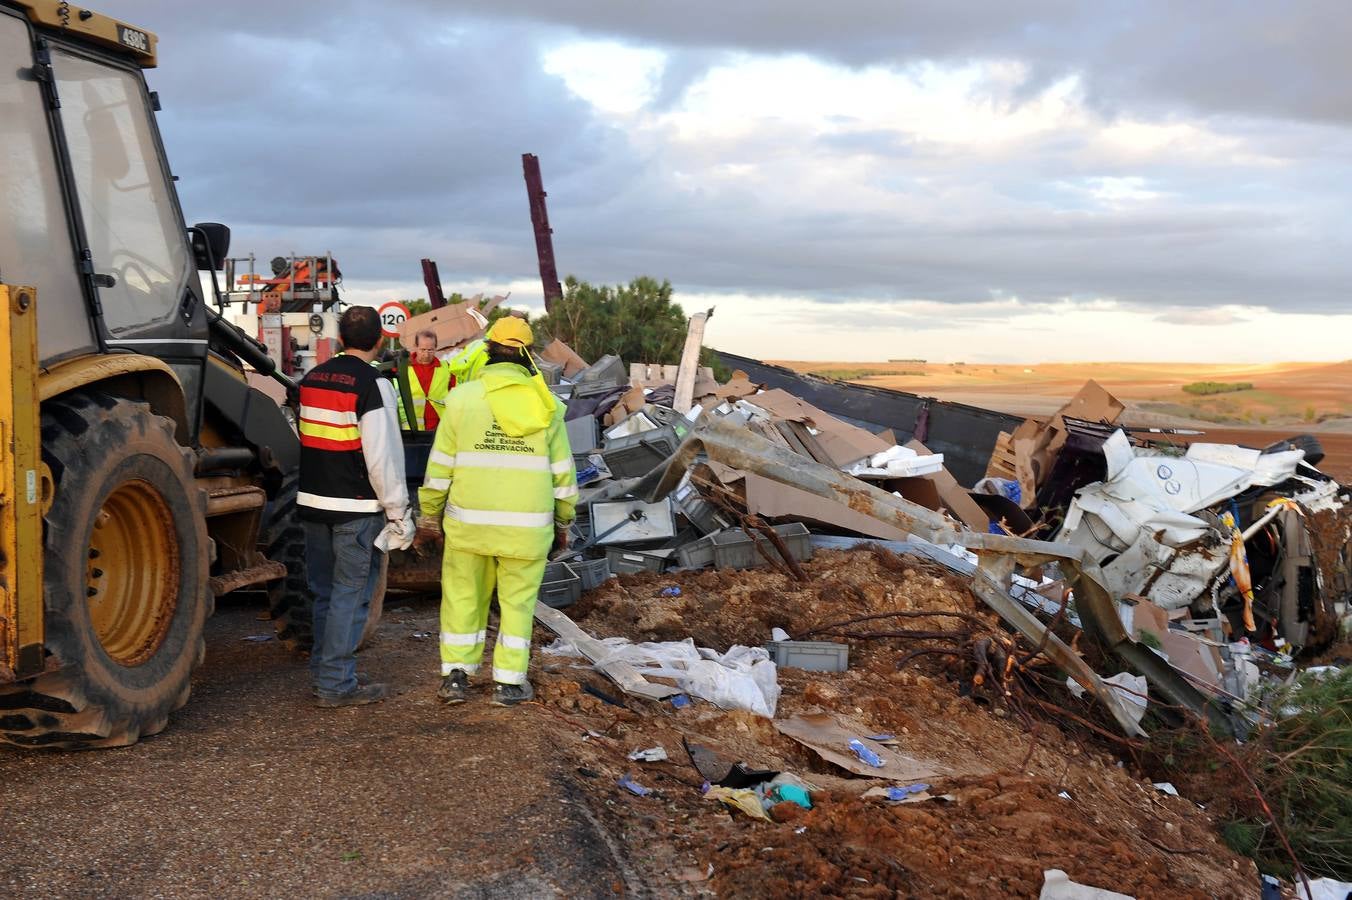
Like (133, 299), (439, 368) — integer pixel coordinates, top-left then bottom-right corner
(491, 681), (534, 708)
(314, 683), (389, 708)
(311, 672), (371, 697)
(438, 669), (470, 705)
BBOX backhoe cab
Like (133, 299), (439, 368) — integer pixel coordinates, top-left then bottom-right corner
(0, 1), (308, 748)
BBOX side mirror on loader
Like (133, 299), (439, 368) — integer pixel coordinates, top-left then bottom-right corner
(189, 222), (231, 270)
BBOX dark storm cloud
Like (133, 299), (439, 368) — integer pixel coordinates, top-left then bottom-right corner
(97, 0), (1352, 314)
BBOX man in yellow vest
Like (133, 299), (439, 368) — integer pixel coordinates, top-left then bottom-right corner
(396, 329), (454, 431)
(444, 337), (488, 385)
(442, 311), (531, 385)
(413, 317), (577, 706)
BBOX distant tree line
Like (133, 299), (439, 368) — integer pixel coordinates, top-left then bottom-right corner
(1182, 381), (1254, 396)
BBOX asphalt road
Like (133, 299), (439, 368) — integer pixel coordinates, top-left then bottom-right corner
(0, 595), (634, 899)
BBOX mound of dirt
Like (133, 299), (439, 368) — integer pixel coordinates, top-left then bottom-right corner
(538, 547), (1260, 898)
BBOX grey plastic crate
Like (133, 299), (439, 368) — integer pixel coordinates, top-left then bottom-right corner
(604, 422), (681, 454)
(538, 562), (582, 609)
(674, 530), (721, 569)
(566, 416), (600, 453)
(601, 427), (682, 478)
(590, 499), (676, 544)
(676, 490), (731, 535)
(549, 382), (576, 401)
(570, 377), (613, 394)
(643, 404), (693, 437)
(571, 556), (612, 590)
(575, 354), (627, 387)
(711, 522), (814, 570)
(606, 546), (671, 575)
(766, 640), (848, 673)
(537, 360), (563, 386)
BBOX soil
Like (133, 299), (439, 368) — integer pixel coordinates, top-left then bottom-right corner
(0, 548), (1267, 897)
(553, 548), (1258, 898)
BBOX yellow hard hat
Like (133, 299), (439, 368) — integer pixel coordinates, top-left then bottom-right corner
(486, 316), (533, 348)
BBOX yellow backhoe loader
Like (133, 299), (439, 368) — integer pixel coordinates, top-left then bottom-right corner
(0, 1), (313, 747)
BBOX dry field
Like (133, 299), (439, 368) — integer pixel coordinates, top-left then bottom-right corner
(773, 359), (1352, 482)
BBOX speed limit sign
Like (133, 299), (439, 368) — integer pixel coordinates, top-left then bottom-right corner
(377, 301), (410, 338)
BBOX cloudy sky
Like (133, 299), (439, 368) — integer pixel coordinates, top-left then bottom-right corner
(107, 0), (1352, 362)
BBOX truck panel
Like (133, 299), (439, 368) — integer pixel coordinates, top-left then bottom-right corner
(0, 283), (45, 682)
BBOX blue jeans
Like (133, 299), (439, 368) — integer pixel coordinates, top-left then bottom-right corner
(303, 515), (385, 697)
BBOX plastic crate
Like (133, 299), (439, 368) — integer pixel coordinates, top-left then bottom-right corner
(566, 416), (600, 453)
(549, 383), (576, 401)
(606, 546), (671, 575)
(538, 562), (582, 609)
(674, 531), (721, 569)
(711, 522), (814, 570)
(575, 354), (627, 387)
(643, 404), (693, 438)
(590, 499), (675, 544)
(537, 360), (563, 386)
(601, 428), (682, 478)
(570, 556), (612, 591)
(766, 640), (849, 673)
(676, 490), (731, 535)
(573, 380), (623, 400)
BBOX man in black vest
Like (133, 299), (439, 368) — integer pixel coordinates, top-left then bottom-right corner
(296, 307), (414, 706)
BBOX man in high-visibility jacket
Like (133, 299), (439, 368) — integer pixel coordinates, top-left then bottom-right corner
(442, 313), (530, 384)
(413, 317), (577, 706)
(444, 337), (488, 385)
(397, 329), (454, 431)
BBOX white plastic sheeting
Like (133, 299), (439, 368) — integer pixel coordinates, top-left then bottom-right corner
(544, 636), (781, 717)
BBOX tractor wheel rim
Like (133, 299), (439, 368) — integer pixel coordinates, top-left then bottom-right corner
(86, 479), (180, 666)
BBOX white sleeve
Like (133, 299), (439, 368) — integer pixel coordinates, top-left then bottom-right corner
(361, 378), (409, 519)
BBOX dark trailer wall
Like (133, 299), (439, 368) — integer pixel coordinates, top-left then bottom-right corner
(714, 352), (1023, 486)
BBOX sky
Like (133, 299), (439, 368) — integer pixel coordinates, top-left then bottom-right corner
(104, 0), (1352, 363)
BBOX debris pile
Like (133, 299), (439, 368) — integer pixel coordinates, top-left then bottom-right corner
(536, 548), (1259, 897)
(433, 329), (1349, 893)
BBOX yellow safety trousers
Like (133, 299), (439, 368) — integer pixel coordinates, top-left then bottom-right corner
(438, 548), (547, 685)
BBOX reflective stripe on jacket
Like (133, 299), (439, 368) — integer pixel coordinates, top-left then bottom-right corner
(297, 354), (409, 522)
(398, 357), (454, 431)
(419, 361), (577, 559)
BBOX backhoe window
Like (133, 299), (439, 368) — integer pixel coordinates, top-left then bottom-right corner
(0, 17), (93, 360)
(52, 50), (188, 335)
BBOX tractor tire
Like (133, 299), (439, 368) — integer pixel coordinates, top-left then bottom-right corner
(262, 476), (387, 652)
(0, 392), (209, 749)
(261, 473), (312, 650)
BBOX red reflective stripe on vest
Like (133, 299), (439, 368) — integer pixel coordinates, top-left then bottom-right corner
(298, 385), (359, 412)
(300, 433), (363, 452)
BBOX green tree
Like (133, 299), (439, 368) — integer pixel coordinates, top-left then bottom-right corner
(534, 276), (729, 379)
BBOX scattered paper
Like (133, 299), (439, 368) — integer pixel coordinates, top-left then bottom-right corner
(628, 746), (669, 763)
(774, 713), (944, 781)
(617, 775), (652, 797)
(1039, 869), (1136, 900)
